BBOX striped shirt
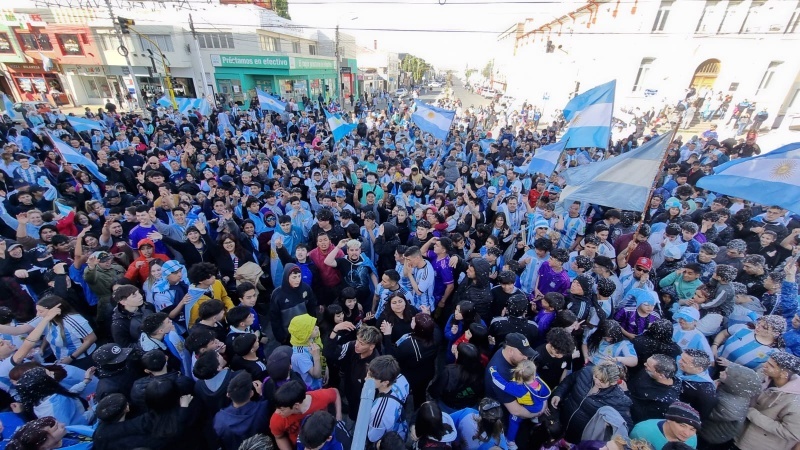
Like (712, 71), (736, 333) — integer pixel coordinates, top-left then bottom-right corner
(409, 262), (436, 312)
(589, 340), (637, 366)
(719, 324), (775, 369)
(559, 216), (585, 250)
(519, 250), (549, 294)
(29, 314), (95, 361)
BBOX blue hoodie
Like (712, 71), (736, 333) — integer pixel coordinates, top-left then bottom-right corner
(213, 400), (270, 450)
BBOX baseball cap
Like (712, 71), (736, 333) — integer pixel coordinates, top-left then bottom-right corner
(487, 186), (497, 194)
(635, 257), (653, 271)
(105, 190), (120, 199)
(92, 343), (132, 366)
(673, 307), (700, 323)
(505, 332), (537, 359)
(91, 250), (113, 262)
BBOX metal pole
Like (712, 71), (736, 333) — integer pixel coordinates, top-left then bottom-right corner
(132, 30), (176, 109)
(104, 0), (142, 112)
(189, 14), (212, 104)
(335, 24), (340, 103)
(350, 378), (375, 450)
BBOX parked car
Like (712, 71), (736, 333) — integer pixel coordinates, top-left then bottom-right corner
(428, 81), (442, 88)
(481, 89), (498, 99)
(498, 95), (516, 105)
(395, 88), (408, 97)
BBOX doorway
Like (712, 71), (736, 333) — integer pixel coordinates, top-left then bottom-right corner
(690, 59), (721, 91)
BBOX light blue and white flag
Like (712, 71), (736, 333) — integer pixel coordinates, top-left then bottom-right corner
(411, 101), (455, 142)
(67, 116), (106, 133)
(2, 94), (20, 121)
(697, 142), (800, 213)
(478, 138), (496, 152)
(559, 132), (671, 211)
(157, 96), (212, 116)
(527, 140), (566, 176)
(561, 80), (616, 149)
(324, 109), (357, 142)
(46, 131), (108, 183)
(257, 89), (287, 113)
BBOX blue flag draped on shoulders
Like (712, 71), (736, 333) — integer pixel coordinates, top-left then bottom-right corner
(67, 116), (106, 133)
(324, 109), (357, 142)
(411, 101), (455, 142)
(257, 89), (288, 113)
(527, 140), (566, 176)
(46, 131), (108, 183)
(561, 80), (616, 149)
(559, 132), (671, 212)
(697, 142), (800, 213)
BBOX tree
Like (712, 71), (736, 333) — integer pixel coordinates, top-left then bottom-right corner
(401, 54), (431, 83)
(275, 0), (291, 19)
(465, 68), (476, 80)
(481, 60), (494, 80)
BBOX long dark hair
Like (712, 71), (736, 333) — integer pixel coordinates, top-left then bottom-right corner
(16, 367), (79, 410)
(145, 378), (184, 439)
(415, 401), (454, 443)
(378, 292), (416, 325)
(217, 232), (248, 259)
(454, 342), (483, 387)
(587, 320), (624, 354)
(455, 300), (480, 328)
(412, 313), (435, 346)
(467, 323), (491, 358)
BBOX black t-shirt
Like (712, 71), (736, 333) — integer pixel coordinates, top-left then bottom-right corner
(533, 343), (571, 391)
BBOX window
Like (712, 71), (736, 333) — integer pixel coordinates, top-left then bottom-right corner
(57, 34), (83, 55)
(292, 41), (301, 53)
(740, 0), (765, 33)
(259, 35), (279, 52)
(0, 33), (13, 53)
(718, 0), (742, 33)
(787, 1), (800, 33)
(309, 44), (316, 55)
(756, 61), (782, 95)
(197, 32), (234, 49)
(138, 35), (174, 53)
(632, 58), (655, 92)
(696, 0), (719, 33)
(18, 33), (53, 51)
(652, 1), (673, 32)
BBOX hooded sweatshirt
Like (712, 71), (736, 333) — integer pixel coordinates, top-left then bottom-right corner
(457, 258), (493, 319)
(270, 263), (317, 343)
(699, 363), (761, 444)
(736, 374), (800, 450)
(213, 399), (270, 450)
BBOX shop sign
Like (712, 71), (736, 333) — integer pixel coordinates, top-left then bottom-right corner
(5, 62), (46, 72)
(290, 57), (335, 71)
(340, 66), (351, 74)
(210, 54), (289, 69)
(1, 13), (46, 27)
(64, 66), (105, 76)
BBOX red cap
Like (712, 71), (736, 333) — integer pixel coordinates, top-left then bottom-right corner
(635, 257), (652, 271)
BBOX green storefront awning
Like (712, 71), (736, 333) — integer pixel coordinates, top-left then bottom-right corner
(211, 54), (336, 76)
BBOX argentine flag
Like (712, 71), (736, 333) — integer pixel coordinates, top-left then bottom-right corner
(157, 96), (212, 115)
(527, 140), (566, 176)
(2, 94), (20, 122)
(559, 132), (671, 212)
(257, 89), (287, 113)
(324, 109), (357, 142)
(561, 80), (616, 150)
(412, 101), (455, 142)
(67, 116), (106, 133)
(697, 142), (800, 214)
(46, 131), (108, 183)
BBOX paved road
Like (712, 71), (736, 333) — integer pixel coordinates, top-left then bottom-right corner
(449, 78), (491, 108)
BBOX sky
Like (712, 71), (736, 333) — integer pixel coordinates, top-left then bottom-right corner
(288, 0), (579, 70)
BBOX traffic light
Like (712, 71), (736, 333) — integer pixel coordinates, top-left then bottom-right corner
(117, 17), (135, 34)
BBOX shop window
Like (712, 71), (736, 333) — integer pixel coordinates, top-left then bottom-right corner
(57, 34), (83, 56)
(259, 35), (279, 52)
(0, 33), (13, 53)
(309, 44), (317, 55)
(139, 35), (174, 53)
(18, 33), (53, 51)
(198, 32), (234, 49)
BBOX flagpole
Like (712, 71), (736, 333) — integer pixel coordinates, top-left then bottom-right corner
(634, 121), (681, 233)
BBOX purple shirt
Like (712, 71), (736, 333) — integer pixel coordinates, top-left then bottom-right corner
(427, 250), (454, 300)
(129, 224), (169, 255)
(536, 262), (570, 296)
(613, 307), (661, 335)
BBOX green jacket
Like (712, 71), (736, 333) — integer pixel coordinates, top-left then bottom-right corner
(658, 270), (703, 301)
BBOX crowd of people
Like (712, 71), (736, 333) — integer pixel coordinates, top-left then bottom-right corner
(0, 82), (797, 450)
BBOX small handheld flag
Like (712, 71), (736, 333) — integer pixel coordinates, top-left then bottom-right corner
(257, 89), (288, 114)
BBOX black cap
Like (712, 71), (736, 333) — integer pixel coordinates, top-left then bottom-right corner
(92, 343), (132, 366)
(266, 345), (292, 379)
(505, 332), (537, 359)
(105, 190), (120, 199)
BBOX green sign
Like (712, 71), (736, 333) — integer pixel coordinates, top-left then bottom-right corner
(291, 57), (335, 71)
(211, 54), (290, 69)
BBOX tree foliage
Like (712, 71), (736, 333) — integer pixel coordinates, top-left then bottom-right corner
(275, 0), (291, 19)
(401, 54), (432, 83)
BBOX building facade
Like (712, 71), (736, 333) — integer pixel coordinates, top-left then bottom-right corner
(497, 0), (800, 131)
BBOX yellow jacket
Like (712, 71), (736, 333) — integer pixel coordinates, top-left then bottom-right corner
(189, 280), (234, 325)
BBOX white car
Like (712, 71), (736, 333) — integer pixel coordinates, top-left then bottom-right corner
(498, 95), (516, 105)
(428, 81), (442, 88)
(481, 89), (497, 99)
(395, 88), (408, 97)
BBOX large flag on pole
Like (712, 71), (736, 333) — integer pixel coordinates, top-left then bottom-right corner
(46, 131), (108, 182)
(2, 94), (21, 122)
(697, 142), (800, 213)
(561, 80), (616, 149)
(67, 116), (106, 133)
(324, 109), (357, 142)
(559, 132), (671, 211)
(157, 96), (212, 115)
(411, 101), (455, 141)
(527, 140), (567, 176)
(257, 89), (287, 113)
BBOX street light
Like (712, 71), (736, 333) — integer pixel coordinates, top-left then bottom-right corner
(335, 16), (357, 103)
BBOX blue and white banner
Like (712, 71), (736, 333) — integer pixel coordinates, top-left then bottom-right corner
(257, 89), (287, 113)
(559, 132), (671, 211)
(67, 116), (106, 133)
(697, 142), (800, 213)
(46, 131), (108, 183)
(561, 80), (616, 150)
(411, 101), (455, 142)
(157, 96), (212, 116)
(324, 109), (357, 142)
(527, 140), (566, 176)
(2, 94), (20, 121)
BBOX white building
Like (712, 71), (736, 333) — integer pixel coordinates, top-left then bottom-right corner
(497, 0), (800, 131)
(357, 43), (400, 93)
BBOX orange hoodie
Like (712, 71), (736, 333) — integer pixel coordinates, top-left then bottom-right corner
(124, 238), (170, 284)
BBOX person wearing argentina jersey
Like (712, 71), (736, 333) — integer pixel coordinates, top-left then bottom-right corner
(493, 194), (526, 237)
(558, 201), (586, 251)
(713, 314), (786, 370)
(401, 246), (436, 313)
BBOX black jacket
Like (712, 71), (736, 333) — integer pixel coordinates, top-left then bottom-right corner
(489, 316), (538, 346)
(552, 365), (633, 443)
(680, 377), (718, 420)
(129, 371), (195, 417)
(323, 338), (380, 419)
(456, 258), (493, 319)
(269, 263), (317, 343)
(111, 304), (154, 348)
(628, 369), (682, 423)
(427, 364), (484, 411)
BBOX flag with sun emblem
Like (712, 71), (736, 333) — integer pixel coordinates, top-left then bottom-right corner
(411, 101), (455, 141)
(697, 142), (800, 213)
(324, 108), (357, 142)
(561, 80), (615, 150)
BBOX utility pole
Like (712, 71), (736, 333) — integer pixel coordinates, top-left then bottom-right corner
(189, 14), (213, 106)
(335, 24), (340, 103)
(104, 0), (142, 111)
